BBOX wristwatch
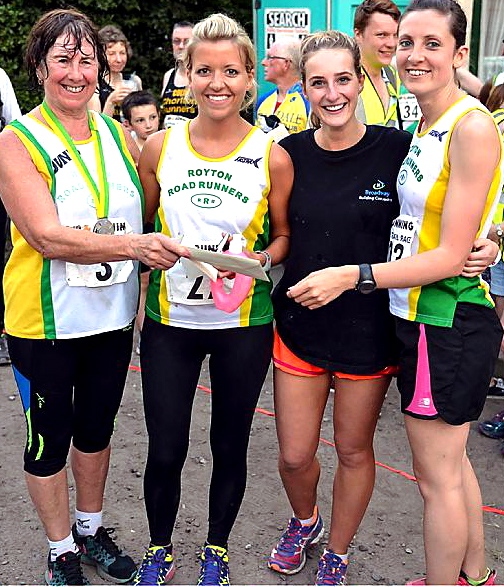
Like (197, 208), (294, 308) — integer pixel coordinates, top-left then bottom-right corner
(496, 225), (504, 240)
(258, 250), (272, 272)
(356, 263), (377, 294)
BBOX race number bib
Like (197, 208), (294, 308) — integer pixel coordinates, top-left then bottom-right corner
(398, 93), (421, 126)
(388, 214), (419, 262)
(65, 217), (134, 288)
(165, 234), (228, 305)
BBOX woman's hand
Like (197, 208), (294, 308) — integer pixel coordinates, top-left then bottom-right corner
(287, 266), (358, 309)
(131, 233), (189, 270)
(103, 85), (132, 115)
(461, 238), (499, 277)
(110, 84), (132, 105)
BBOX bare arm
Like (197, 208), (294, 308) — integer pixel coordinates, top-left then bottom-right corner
(456, 67), (483, 98)
(246, 141), (293, 268)
(138, 130), (165, 223)
(288, 110), (501, 308)
(0, 128), (187, 269)
(372, 111), (500, 284)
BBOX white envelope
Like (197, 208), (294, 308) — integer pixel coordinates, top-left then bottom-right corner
(186, 247), (269, 281)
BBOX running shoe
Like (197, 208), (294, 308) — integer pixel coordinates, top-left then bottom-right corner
(197, 544), (230, 586)
(406, 569), (496, 586)
(315, 549), (348, 585)
(478, 410), (504, 439)
(44, 551), (89, 586)
(487, 378), (504, 398)
(458, 569), (497, 585)
(133, 545), (175, 586)
(72, 524), (136, 583)
(268, 509), (324, 574)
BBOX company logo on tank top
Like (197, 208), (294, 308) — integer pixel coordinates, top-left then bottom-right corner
(52, 149), (72, 173)
(358, 179), (393, 202)
(234, 156), (263, 168)
(428, 129), (448, 142)
(190, 194), (222, 208)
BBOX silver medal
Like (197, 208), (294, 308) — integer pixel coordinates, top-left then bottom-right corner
(93, 218), (115, 235)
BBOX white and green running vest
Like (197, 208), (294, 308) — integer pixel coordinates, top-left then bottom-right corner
(5, 111), (143, 339)
(146, 121), (274, 329)
(389, 95), (504, 327)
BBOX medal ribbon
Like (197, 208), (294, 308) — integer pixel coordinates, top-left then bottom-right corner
(40, 100), (109, 220)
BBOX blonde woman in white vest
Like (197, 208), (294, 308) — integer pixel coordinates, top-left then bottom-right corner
(134, 12), (292, 587)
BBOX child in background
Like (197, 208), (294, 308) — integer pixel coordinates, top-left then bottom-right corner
(122, 90), (160, 150)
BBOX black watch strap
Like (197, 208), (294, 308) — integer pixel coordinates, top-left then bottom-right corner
(356, 263), (377, 294)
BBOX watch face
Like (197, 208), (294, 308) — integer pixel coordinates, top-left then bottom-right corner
(359, 280), (376, 294)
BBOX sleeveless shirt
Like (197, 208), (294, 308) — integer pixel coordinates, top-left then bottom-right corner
(6, 112), (143, 339)
(160, 68), (198, 129)
(389, 95), (504, 327)
(146, 121), (275, 329)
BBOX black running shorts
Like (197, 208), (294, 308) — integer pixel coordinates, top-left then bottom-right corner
(395, 303), (502, 425)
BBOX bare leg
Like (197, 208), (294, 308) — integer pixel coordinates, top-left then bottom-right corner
(493, 295), (504, 321)
(328, 376), (390, 554)
(405, 416), (481, 585)
(25, 469), (71, 541)
(274, 367), (331, 518)
(493, 296), (504, 355)
(460, 455), (487, 580)
(71, 445), (110, 513)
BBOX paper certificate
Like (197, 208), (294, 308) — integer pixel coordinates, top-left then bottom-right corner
(186, 247), (269, 281)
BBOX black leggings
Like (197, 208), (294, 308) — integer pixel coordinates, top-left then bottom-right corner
(140, 317), (273, 547)
(8, 326), (134, 476)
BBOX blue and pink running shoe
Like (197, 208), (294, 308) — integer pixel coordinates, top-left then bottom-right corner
(268, 508), (324, 574)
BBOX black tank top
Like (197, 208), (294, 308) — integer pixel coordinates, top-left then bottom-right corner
(160, 68), (198, 128)
(273, 126), (411, 374)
